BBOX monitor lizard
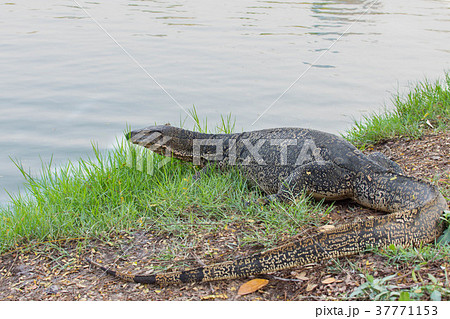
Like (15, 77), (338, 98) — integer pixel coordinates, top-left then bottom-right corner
(87, 125), (448, 284)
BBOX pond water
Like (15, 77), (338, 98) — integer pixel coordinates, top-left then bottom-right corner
(1, 0), (449, 204)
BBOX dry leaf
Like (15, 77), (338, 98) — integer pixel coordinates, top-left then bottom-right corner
(294, 271), (309, 281)
(306, 283), (318, 292)
(237, 278), (269, 295)
(321, 277), (336, 284)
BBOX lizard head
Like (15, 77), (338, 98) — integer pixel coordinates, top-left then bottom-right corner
(126, 124), (176, 143)
(126, 124), (200, 161)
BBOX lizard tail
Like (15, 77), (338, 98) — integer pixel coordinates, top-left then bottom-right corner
(86, 258), (157, 284)
(86, 191), (446, 285)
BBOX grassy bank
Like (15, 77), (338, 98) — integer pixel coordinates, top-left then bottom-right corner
(0, 122), (328, 255)
(0, 74), (449, 300)
(346, 73), (449, 148)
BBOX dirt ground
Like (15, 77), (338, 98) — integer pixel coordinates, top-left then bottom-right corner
(0, 131), (448, 301)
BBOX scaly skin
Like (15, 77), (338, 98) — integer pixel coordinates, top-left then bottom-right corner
(87, 125), (448, 284)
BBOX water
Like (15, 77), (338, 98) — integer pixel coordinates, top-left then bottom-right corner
(1, 0), (449, 204)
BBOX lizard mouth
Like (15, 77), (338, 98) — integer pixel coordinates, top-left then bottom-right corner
(125, 127), (167, 150)
(125, 128), (162, 141)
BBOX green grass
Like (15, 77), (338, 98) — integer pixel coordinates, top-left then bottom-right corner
(0, 115), (328, 255)
(349, 242), (450, 301)
(345, 72), (450, 148)
(349, 272), (449, 301)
